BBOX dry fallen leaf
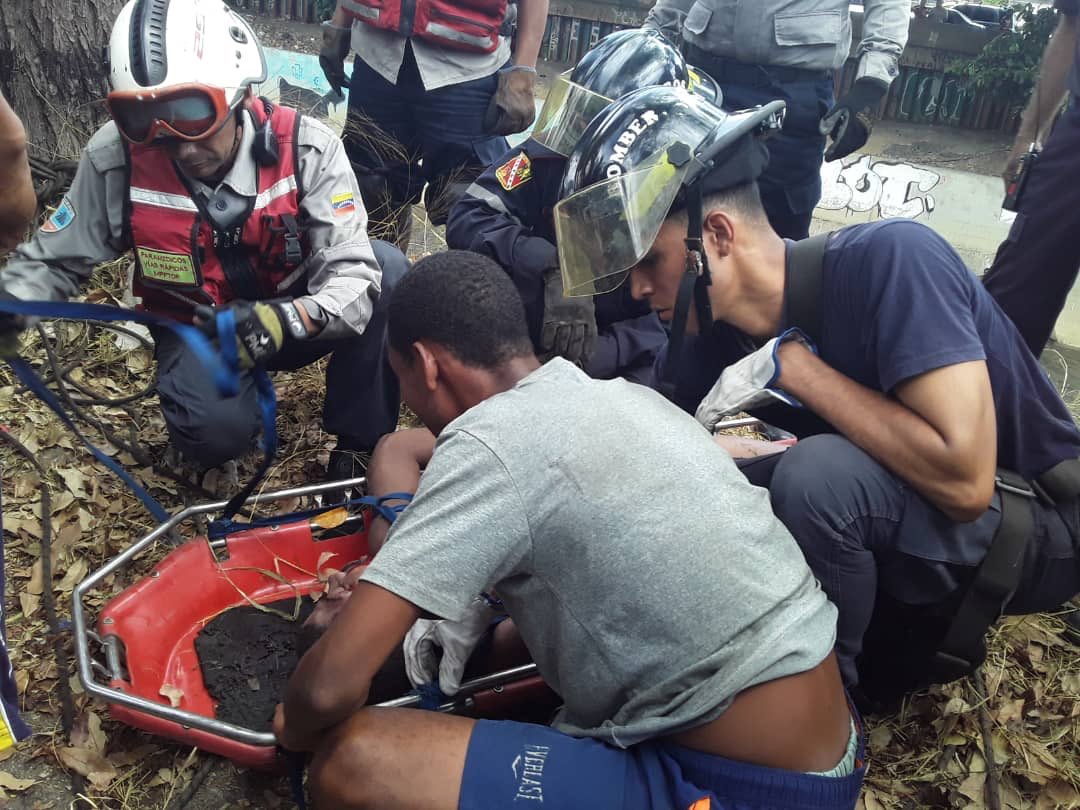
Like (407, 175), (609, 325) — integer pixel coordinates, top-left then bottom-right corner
(0, 772), (36, 791)
(58, 746), (118, 789)
(159, 683), (184, 708)
(312, 508), (348, 530)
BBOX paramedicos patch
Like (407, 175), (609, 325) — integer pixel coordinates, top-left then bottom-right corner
(496, 153), (532, 191)
(136, 247), (198, 286)
(332, 191), (356, 217)
(40, 197), (76, 234)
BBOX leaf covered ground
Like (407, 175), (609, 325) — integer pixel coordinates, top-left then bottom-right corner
(0, 236), (1077, 808)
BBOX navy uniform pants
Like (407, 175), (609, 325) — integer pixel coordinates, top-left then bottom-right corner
(152, 240), (409, 469)
(685, 47), (834, 240)
(739, 435), (1080, 688)
(983, 98), (1080, 356)
(343, 43), (510, 230)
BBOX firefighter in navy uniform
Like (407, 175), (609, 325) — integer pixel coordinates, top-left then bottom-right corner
(446, 30), (717, 379)
(321, 0), (549, 250)
(0, 0), (407, 489)
(554, 85), (1080, 709)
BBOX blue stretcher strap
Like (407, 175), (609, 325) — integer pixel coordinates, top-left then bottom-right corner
(371, 492), (412, 525)
(5, 357), (170, 522)
(0, 298), (282, 526)
(282, 748), (307, 809)
(208, 492), (414, 539)
(0, 298), (237, 396)
(412, 679), (447, 711)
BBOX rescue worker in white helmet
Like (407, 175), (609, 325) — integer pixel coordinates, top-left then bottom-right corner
(320, 0), (549, 250)
(0, 0), (408, 491)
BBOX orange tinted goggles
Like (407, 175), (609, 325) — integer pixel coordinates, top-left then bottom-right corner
(107, 84), (232, 145)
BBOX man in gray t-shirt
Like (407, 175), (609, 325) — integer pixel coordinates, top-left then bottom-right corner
(277, 251), (863, 809)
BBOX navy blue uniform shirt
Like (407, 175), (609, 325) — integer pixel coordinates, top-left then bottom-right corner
(671, 220), (1080, 478)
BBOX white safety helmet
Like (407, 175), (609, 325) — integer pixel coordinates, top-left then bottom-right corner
(106, 0), (267, 144)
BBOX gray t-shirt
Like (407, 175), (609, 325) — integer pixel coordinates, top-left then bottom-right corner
(362, 359), (837, 747)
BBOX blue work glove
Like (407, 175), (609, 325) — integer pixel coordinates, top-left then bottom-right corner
(695, 327), (816, 430)
(820, 79), (886, 162)
(194, 300), (306, 369)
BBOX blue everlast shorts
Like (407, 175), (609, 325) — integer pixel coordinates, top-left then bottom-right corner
(459, 718), (865, 810)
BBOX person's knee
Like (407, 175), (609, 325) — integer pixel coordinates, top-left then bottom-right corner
(160, 399), (257, 468)
(769, 434), (876, 526)
(371, 239), (409, 291)
(308, 712), (384, 809)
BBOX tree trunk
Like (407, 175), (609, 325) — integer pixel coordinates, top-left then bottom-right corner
(0, 0), (124, 163)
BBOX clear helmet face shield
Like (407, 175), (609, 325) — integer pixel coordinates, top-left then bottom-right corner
(531, 73), (615, 157)
(553, 147), (691, 297)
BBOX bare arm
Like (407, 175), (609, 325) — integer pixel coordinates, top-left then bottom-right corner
(776, 344), (998, 522)
(281, 582), (420, 749)
(511, 0), (548, 68)
(1005, 11), (1079, 181)
(366, 427), (436, 552)
(0, 91), (35, 254)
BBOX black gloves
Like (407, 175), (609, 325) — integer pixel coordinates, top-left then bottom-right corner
(484, 67), (538, 136)
(319, 23), (352, 97)
(820, 79), (886, 162)
(540, 268), (596, 364)
(195, 300), (308, 368)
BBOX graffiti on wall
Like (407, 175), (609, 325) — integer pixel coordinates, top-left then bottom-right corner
(818, 155), (941, 220)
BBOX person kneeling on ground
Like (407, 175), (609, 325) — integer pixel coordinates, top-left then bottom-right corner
(0, 0), (407, 490)
(276, 250), (863, 810)
(554, 84), (1080, 708)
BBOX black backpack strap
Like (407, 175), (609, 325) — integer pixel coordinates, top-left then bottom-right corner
(784, 233), (830, 345)
(929, 470), (1035, 682)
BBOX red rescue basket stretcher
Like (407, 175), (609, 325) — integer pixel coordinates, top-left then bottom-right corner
(72, 477), (549, 769)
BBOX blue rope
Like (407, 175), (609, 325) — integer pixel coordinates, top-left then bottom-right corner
(0, 298), (285, 527)
(412, 679), (448, 711)
(208, 493), (414, 539)
(282, 749), (307, 809)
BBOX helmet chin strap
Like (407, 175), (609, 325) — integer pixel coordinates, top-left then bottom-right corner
(661, 180), (713, 400)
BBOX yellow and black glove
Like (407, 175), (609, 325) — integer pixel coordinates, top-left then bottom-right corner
(195, 300), (307, 369)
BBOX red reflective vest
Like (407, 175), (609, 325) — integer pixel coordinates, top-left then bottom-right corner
(341, 0), (508, 54)
(124, 102), (307, 322)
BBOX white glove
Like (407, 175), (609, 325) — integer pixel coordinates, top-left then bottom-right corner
(695, 328), (816, 431)
(402, 597), (503, 695)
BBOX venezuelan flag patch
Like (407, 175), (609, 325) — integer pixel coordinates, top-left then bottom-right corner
(495, 152), (532, 191)
(332, 191), (356, 217)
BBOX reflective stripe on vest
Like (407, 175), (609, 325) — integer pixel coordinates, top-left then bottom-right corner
(342, 0), (506, 54)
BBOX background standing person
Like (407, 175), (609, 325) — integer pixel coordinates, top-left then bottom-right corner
(320, 0), (549, 250)
(982, 1), (1080, 357)
(644, 0), (909, 239)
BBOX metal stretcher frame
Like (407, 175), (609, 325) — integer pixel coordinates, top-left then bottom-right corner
(72, 419), (760, 756)
(71, 477), (539, 753)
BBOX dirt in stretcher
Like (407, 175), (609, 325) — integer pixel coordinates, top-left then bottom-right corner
(195, 599), (316, 731)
